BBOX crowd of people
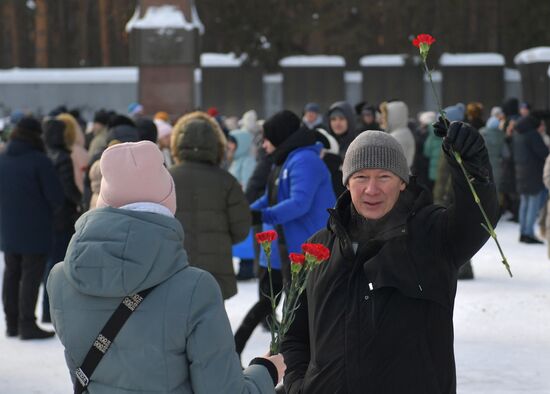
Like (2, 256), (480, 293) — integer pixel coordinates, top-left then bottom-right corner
(0, 95), (547, 392)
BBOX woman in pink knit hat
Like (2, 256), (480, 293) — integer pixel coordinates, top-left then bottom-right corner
(47, 140), (284, 393)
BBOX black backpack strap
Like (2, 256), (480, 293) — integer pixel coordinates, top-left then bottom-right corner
(73, 287), (155, 394)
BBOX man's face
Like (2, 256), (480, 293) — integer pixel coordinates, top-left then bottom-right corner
(262, 138), (276, 154)
(330, 115), (348, 135)
(519, 107), (530, 117)
(362, 113), (374, 125)
(347, 168), (406, 220)
(304, 111), (318, 124)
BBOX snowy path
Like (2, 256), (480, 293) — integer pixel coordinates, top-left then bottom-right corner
(0, 219), (549, 393)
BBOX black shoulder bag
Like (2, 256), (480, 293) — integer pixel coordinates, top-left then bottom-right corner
(73, 287), (155, 394)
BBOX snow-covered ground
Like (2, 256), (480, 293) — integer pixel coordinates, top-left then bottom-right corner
(0, 218), (549, 393)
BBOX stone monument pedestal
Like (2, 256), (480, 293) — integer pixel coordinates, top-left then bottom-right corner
(127, 0), (202, 118)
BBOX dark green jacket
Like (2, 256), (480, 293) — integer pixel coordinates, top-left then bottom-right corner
(170, 112), (251, 299)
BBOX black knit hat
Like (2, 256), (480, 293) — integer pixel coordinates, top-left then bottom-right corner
(93, 109), (110, 125)
(135, 118), (158, 143)
(263, 110), (301, 147)
(16, 116), (42, 135)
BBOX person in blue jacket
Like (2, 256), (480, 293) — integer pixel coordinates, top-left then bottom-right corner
(234, 110), (336, 358)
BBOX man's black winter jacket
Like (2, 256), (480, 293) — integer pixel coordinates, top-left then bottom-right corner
(281, 156), (499, 394)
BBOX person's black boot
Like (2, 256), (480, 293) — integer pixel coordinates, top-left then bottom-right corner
(523, 235), (544, 244)
(6, 323), (18, 337)
(236, 259), (255, 281)
(19, 322), (55, 340)
(457, 261), (474, 280)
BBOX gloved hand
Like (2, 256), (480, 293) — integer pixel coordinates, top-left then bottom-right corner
(441, 121), (491, 182)
(251, 210), (263, 226)
(433, 115), (450, 138)
(442, 121), (485, 159)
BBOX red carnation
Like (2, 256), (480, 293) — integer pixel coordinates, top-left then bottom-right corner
(289, 253), (305, 265)
(301, 243), (330, 262)
(412, 33), (436, 48)
(255, 230), (278, 244)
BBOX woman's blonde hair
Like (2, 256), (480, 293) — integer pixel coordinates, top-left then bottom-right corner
(56, 113), (83, 149)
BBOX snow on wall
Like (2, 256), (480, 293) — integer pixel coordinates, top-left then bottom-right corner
(279, 56), (345, 67)
(360, 54), (406, 67)
(200, 53), (247, 67)
(505, 68), (521, 82)
(344, 71), (362, 83)
(514, 47), (550, 65)
(0, 67), (138, 84)
(125, 5), (204, 34)
(439, 53), (505, 66)
(194, 68), (202, 83)
(263, 73), (283, 83)
(423, 70), (442, 82)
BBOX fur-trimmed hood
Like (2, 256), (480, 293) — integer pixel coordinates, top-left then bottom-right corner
(171, 111), (227, 165)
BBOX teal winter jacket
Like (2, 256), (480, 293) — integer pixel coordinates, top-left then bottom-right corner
(47, 207), (274, 393)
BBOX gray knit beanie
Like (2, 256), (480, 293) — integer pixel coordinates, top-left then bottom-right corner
(342, 130), (409, 185)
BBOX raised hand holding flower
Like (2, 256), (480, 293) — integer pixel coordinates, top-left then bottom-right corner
(411, 33), (511, 277)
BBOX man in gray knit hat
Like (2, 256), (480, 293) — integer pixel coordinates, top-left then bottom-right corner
(342, 130), (409, 221)
(281, 122), (499, 393)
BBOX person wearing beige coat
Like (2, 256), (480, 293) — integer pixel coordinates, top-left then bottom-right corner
(56, 113), (89, 193)
(88, 160), (102, 209)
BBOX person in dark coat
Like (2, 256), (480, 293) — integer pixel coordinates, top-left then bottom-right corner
(513, 115), (549, 243)
(356, 103), (380, 133)
(312, 127), (345, 197)
(327, 101), (357, 159)
(41, 119), (82, 323)
(0, 116), (64, 339)
(135, 117), (158, 143)
(169, 111), (251, 300)
(244, 146), (274, 281)
(281, 122), (499, 394)
(500, 98), (521, 221)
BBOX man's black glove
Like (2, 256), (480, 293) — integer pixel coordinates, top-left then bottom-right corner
(440, 120), (492, 182)
(433, 115), (450, 138)
(251, 210), (263, 226)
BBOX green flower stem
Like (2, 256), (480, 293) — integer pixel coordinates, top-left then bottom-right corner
(452, 151), (513, 277)
(273, 272), (300, 353)
(421, 58), (512, 277)
(273, 259), (315, 353)
(422, 61), (446, 123)
(264, 246), (278, 354)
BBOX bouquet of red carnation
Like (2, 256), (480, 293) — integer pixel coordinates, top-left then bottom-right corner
(255, 231), (330, 354)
